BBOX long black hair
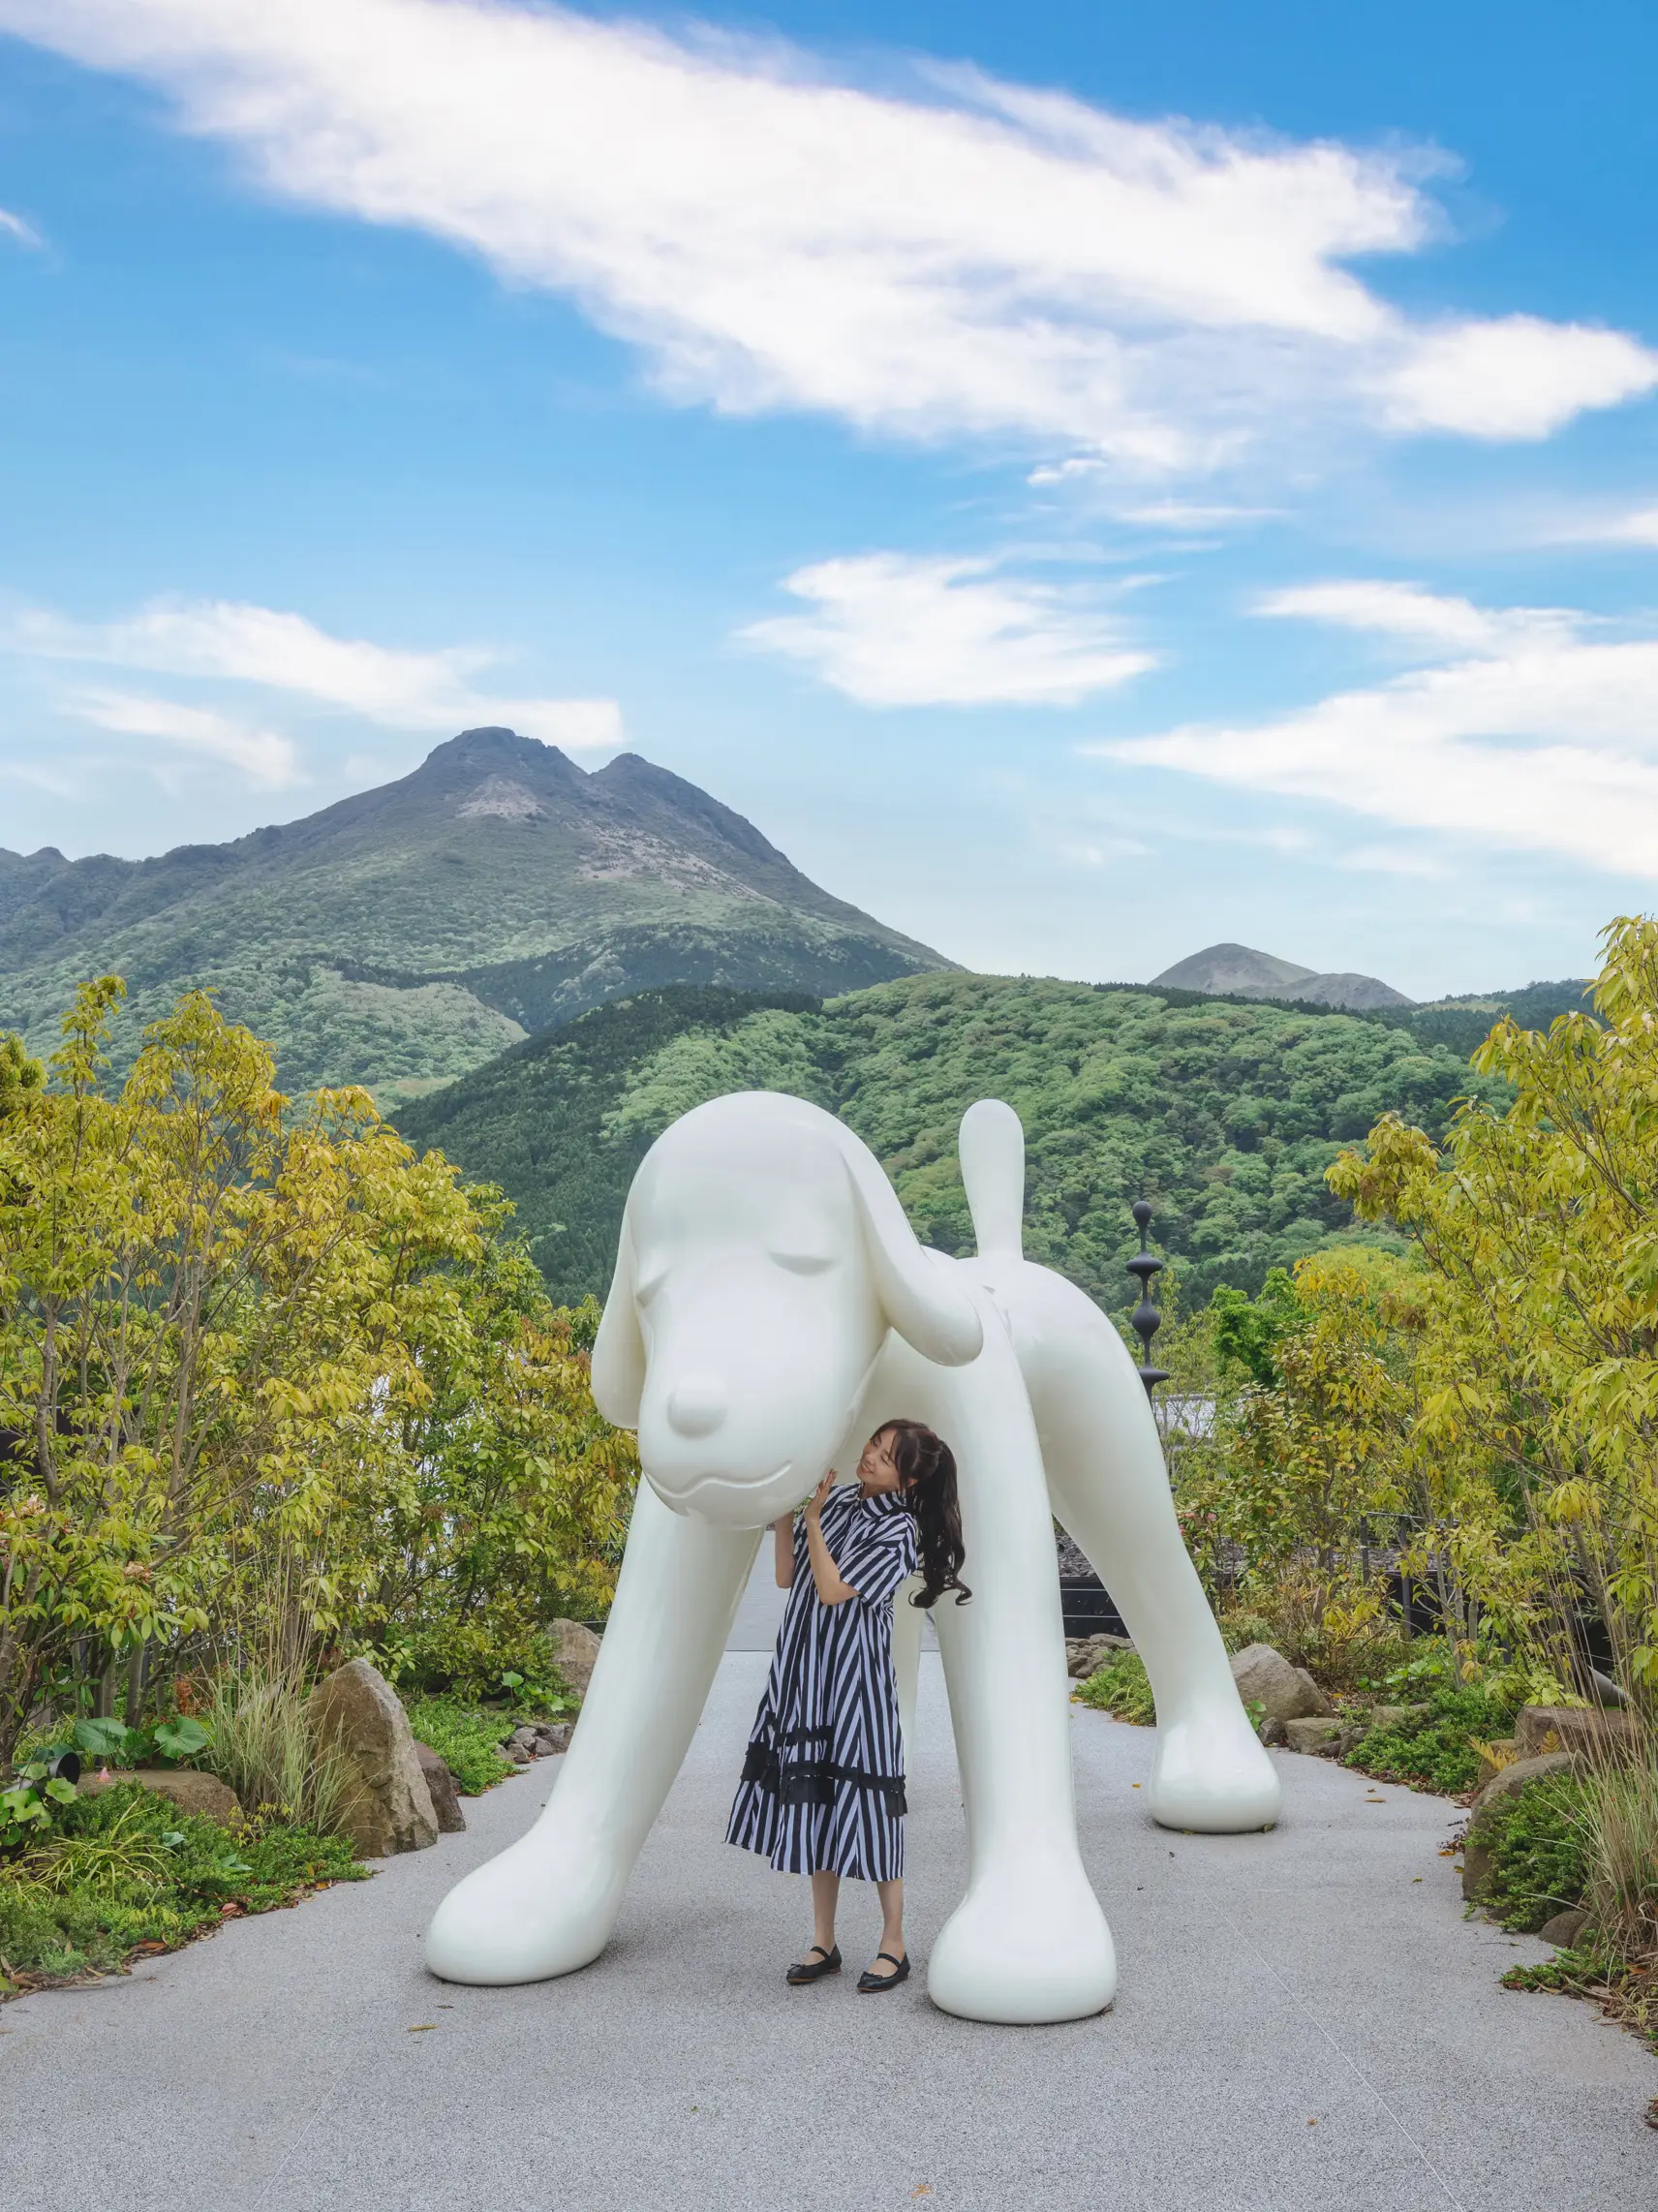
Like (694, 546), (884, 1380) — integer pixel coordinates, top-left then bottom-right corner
(880, 1420), (970, 1610)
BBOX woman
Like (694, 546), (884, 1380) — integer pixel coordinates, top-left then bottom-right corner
(726, 1418), (968, 1991)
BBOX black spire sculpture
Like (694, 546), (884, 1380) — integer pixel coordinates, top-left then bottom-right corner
(1126, 1198), (1169, 1398)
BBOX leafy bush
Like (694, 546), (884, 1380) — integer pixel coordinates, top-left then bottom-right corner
(0, 1782), (365, 1992)
(404, 1698), (517, 1796)
(1472, 1772), (1593, 1933)
(1345, 1683), (1517, 1795)
(1074, 1652), (1156, 1727)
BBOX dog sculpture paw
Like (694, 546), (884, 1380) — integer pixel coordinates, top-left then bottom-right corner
(926, 1853), (1117, 2024)
(1148, 1705), (1282, 1833)
(426, 1830), (619, 1986)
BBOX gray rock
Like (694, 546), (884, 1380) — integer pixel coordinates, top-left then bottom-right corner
(547, 1618), (602, 1700)
(1282, 1716), (1347, 1755)
(1471, 1749), (1579, 1821)
(1229, 1644), (1333, 1724)
(533, 1723), (573, 1755)
(414, 1741), (466, 1833)
(1538, 1907), (1589, 1950)
(306, 1658), (438, 1858)
(80, 1767), (240, 1827)
(1461, 1840), (1492, 1902)
(1516, 1705), (1641, 1760)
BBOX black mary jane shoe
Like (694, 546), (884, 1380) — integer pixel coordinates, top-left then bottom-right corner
(785, 1944), (843, 1986)
(856, 1951), (910, 1993)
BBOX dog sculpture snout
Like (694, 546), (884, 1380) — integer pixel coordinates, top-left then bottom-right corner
(665, 1373), (727, 1438)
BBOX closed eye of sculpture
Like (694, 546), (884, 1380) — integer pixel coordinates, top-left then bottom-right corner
(425, 1091), (1280, 2024)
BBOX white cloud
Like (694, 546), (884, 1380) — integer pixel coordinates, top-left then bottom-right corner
(8, 597), (623, 751)
(1090, 585), (1658, 876)
(2, 0), (1651, 469)
(1376, 315), (1657, 440)
(0, 207), (43, 248)
(1255, 579), (1507, 650)
(742, 554), (1154, 706)
(79, 692), (302, 788)
(1564, 505), (1658, 548)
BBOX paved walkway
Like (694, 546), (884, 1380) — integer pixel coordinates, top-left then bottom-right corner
(3, 1655), (1654, 2211)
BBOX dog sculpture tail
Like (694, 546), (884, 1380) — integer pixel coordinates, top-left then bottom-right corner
(959, 1098), (1026, 1262)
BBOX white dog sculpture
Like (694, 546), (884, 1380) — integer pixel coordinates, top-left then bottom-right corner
(426, 1091), (1279, 2023)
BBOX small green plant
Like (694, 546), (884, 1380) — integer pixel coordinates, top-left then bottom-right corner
(1471, 1772), (1593, 1933)
(19, 1795), (189, 1897)
(56, 1714), (211, 1770)
(1345, 1683), (1517, 1796)
(0, 1762), (78, 1851)
(405, 1698), (517, 1795)
(1074, 1652), (1156, 1728)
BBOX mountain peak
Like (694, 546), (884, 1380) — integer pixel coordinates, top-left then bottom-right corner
(0, 728), (951, 1099)
(417, 726), (586, 790)
(1151, 941), (1409, 1010)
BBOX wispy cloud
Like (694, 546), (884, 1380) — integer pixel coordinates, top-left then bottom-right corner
(1090, 582), (1658, 876)
(1561, 505), (1658, 548)
(78, 692), (302, 789)
(0, 206), (43, 249)
(8, 597), (624, 754)
(1252, 579), (1575, 652)
(742, 554), (1154, 706)
(2, 0), (1652, 472)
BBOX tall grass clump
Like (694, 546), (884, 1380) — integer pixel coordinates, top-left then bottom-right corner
(1581, 1749), (1658, 1959)
(198, 1667), (351, 1836)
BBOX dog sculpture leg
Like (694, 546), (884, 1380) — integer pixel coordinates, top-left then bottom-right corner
(426, 1485), (760, 1984)
(960, 1100), (1281, 1835)
(868, 1328), (1117, 2024)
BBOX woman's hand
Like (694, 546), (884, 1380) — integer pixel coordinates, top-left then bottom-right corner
(804, 1470), (837, 1521)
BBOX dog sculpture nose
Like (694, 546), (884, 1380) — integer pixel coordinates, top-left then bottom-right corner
(665, 1373), (727, 1438)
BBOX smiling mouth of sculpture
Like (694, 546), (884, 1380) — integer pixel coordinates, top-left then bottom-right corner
(649, 1460), (793, 1505)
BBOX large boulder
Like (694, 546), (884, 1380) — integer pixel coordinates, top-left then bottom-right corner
(307, 1659), (438, 1858)
(547, 1618), (602, 1700)
(1229, 1644), (1334, 1724)
(80, 1768), (240, 1828)
(1516, 1705), (1641, 1760)
(1471, 1748), (1579, 1820)
(414, 1742), (466, 1834)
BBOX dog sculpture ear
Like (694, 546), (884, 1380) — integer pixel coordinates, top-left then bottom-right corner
(591, 1208), (646, 1428)
(840, 1134), (983, 1367)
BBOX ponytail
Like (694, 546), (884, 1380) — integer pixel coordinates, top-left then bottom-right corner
(879, 1420), (970, 1610)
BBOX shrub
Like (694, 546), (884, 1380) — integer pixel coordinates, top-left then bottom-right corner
(0, 1782), (365, 1992)
(404, 1698), (517, 1796)
(1074, 1652), (1156, 1727)
(1345, 1683), (1516, 1796)
(1472, 1773), (1593, 1933)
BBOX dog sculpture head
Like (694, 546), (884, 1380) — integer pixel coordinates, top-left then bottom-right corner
(591, 1091), (983, 1527)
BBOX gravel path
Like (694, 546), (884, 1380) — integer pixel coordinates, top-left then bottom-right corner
(2, 1651), (1654, 2212)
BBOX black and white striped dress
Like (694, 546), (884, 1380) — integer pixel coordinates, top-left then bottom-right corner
(726, 1486), (919, 1883)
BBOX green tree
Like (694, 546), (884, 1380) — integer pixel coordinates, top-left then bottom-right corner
(1331, 913), (1658, 1700)
(0, 979), (634, 1774)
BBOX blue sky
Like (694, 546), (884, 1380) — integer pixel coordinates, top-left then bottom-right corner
(4, 1), (1658, 998)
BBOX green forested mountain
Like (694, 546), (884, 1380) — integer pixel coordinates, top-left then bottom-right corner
(395, 971), (1514, 1311)
(0, 729), (947, 1101)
